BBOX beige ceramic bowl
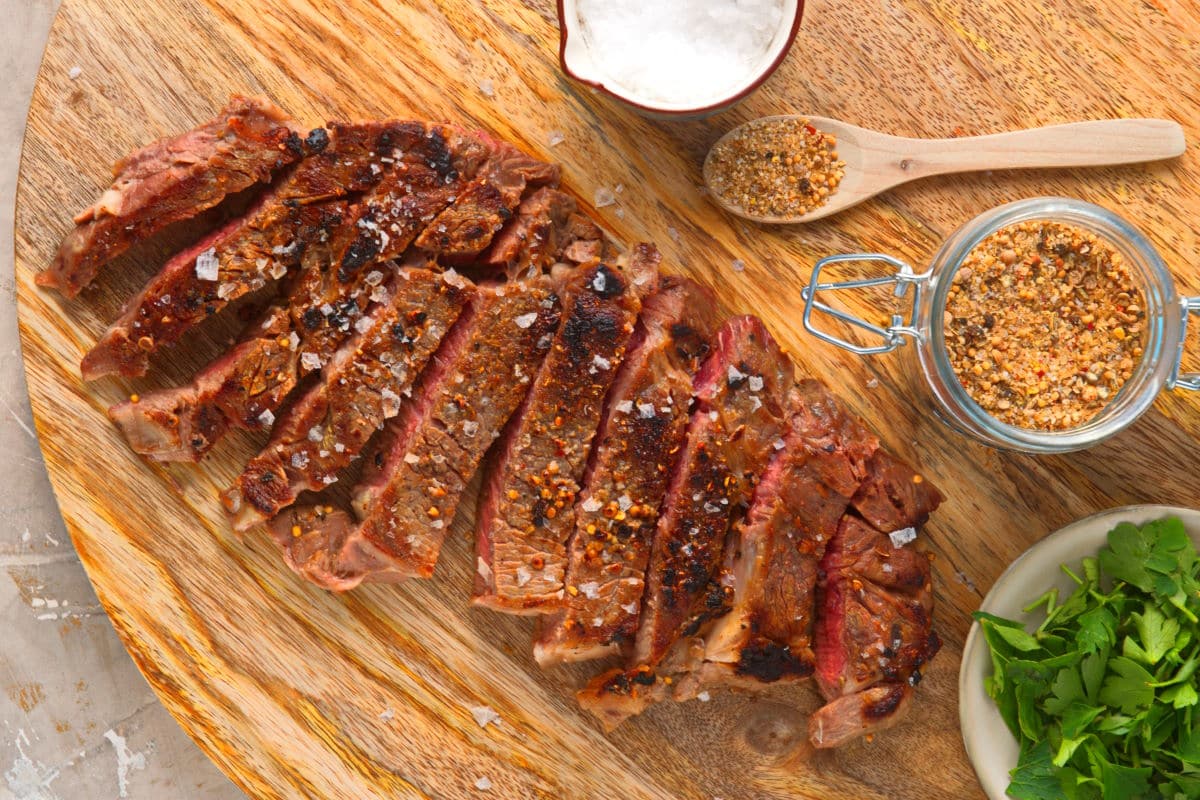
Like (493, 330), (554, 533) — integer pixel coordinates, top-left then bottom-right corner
(959, 505), (1200, 798)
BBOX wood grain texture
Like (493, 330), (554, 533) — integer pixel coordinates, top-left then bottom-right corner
(12, 1), (1200, 798)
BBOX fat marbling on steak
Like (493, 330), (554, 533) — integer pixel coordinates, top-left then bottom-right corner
(534, 275), (716, 665)
(225, 268), (473, 529)
(107, 127), (559, 461)
(809, 455), (943, 749)
(39, 95), (302, 298)
(266, 278), (561, 590)
(473, 247), (659, 614)
(81, 121), (417, 380)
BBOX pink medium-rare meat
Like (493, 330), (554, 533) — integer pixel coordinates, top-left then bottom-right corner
(108, 125), (496, 461)
(267, 279), (561, 590)
(472, 248), (659, 614)
(225, 268), (472, 529)
(631, 315), (794, 667)
(809, 515), (940, 748)
(81, 121), (424, 380)
(534, 276), (716, 665)
(702, 380), (880, 685)
(413, 142), (561, 261)
(39, 95), (302, 297)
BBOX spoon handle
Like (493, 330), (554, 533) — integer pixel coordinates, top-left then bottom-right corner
(898, 119), (1185, 178)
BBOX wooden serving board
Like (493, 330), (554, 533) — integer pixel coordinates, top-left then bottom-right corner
(14, 1), (1200, 797)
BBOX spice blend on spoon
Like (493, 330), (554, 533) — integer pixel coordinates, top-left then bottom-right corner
(944, 220), (1146, 431)
(706, 117), (846, 219)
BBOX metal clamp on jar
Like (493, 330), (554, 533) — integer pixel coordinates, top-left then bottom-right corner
(800, 197), (1200, 453)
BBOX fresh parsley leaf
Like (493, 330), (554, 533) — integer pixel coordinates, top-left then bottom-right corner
(1099, 522), (1155, 592)
(1098, 656), (1155, 714)
(1009, 739), (1068, 800)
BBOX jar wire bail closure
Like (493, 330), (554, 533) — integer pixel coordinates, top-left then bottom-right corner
(800, 253), (930, 356)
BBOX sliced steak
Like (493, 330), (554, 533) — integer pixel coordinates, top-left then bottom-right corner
(482, 187), (592, 278)
(850, 450), (944, 533)
(108, 125), (496, 460)
(81, 121), (429, 380)
(266, 279), (561, 590)
(225, 269), (472, 529)
(632, 315), (793, 667)
(473, 248), (659, 614)
(702, 380), (880, 685)
(413, 143), (560, 262)
(809, 514), (941, 748)
(39, 95), (302, 298)
(534, 277), (716, 665)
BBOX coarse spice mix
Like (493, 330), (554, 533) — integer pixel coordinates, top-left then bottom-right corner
(943, 220), (1146, 431)
(707, 117), (846, 218)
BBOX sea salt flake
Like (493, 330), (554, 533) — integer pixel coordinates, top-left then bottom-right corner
(308, 425), (323, 442)
(381, 388), (402, 418)
(592, 354), (611, 370)
(882, 563), (894, 573)
(194, 247), (220, 281)
(579, 582), (600, 599)
(478, 78), (496, 97)
(322, 475), (337, 485)
(301, 351), (322, 371)
(697, 691), (711, 703)
(516, 567), (532, 587)
(889, 527), (918, 548)
(288, 332), (300, 350)
(594, 187), (616, 208)
(615, 400), (633, 414)
(365, 270), (385, 286)
(257, 409), (275, 427)
(727, 364), (746, 384)
(708, 410), (719, 422)
(334, 442), (345, 453)
(637, 402), (655, 418)
(547, 130), (565, 147)
(462, 420), (480, 437)
(748, 375), (764, 392)
(290, 452), (310, 469)
(379, 708), (395, 722)
(621, 602), (639, 615)
(470, 705), (501, 728)
(773, 438), (786, 451)
(618, 494), (633, 511)
(477, 557), (492, 581)
(750, 396), (763, 411)
(866, 377), (880, 389)
(354, 316), (374, 334)
(216, 282), (238, 301)
(475, 777), (493, 791)
(731, 259), (746, 273)
(269, 261), (288, 279)
(404, 452), (420, 465)
(514, 312), (538, 329)
(703, 502), (721, 513)
(581, 497), (603, 513)
(68, 65), (82, 80)
(591, 271), (608, 292)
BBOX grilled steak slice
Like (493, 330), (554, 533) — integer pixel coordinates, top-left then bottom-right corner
(473, 248), (659, 614)
(108, 125), (495, 460)
(413, 143), (560, 261)
(81, 121), (426, 380)
(482, 187), (591, 278)
(809, 515), (941, 748)
(850, 450), (944, 533)
(266, 279), (561, 590)
(39, 95), (301, 297)
(534, 277), (716, 665)
(702, 380), (880, 685)
(225, 269), (472, 529)
(632, 315), (793, 667)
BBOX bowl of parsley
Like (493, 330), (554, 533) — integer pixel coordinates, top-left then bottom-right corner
(960, 506), (1200, 800)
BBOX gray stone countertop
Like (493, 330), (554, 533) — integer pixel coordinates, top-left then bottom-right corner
(2, 3), (242, 798)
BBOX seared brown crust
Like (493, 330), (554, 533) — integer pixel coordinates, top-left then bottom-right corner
(108, 125), (496, 460)
(81, 121), (427, 380)
(267, 280), (561, 590)
(414, 143), (560, 261)
(472, 249), (658, 614)
(534, 276), (716, 665)
(632, 316), (794, 667)
(39, 95), (301, 297)
(225, 269), (472, 529)
(849, 450), (945, 533)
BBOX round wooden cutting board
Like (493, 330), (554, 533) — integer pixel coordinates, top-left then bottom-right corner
(14, 1), (1200, 798)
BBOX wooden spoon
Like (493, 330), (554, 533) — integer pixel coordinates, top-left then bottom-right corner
(703, 116), (1186, 224)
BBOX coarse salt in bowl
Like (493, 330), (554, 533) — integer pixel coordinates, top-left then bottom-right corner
(557, 0), (805, 118)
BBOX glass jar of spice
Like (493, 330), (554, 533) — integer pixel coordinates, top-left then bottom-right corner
(800, 197), (1200, 453)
